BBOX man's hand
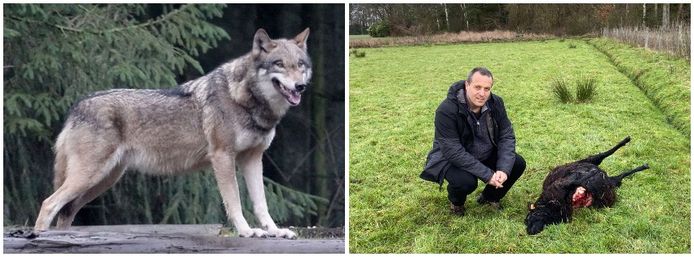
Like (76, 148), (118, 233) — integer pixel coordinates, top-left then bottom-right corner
(495, 171), (508, 185)
(487, 171), (508, 189)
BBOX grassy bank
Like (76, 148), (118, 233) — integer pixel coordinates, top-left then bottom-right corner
(349, 39), (690, 253)
(587, 37), (690, 136)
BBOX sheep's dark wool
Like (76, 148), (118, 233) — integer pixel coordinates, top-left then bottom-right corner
(525, 136), (649, 235)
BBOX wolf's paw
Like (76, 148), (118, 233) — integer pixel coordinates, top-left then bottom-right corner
(238, 228), (268, 238)
(268, 228), (296, 239)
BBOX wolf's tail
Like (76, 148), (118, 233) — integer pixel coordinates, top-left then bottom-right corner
(52, 131), (69, 191)
(610, 163), (649, 187)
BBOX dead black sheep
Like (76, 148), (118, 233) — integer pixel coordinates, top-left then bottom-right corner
(525, 136), (649, 235)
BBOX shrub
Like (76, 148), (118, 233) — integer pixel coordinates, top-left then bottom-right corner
(575, 77), (597, 102)
(349, 49), (366, 58)
(367, 20), (390, 38)
(551, 78), (573, 103)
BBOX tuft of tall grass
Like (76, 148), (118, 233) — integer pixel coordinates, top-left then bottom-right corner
(350, 49), (366, 58)
(575, 77), (597, 102)
(551, 78), (573, 103)
(568, 42), (577, 48)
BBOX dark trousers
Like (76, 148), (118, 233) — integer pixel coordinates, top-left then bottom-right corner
(445, 153), (526, 206)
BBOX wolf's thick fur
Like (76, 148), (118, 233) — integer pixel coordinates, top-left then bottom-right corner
(34, 28), (312, 239)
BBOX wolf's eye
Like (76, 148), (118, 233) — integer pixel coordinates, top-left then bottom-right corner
(273, 60), (284, 68)
(298, 60), (305, 68)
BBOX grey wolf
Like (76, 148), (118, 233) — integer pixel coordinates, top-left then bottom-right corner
(33, 28), (312, 239)
(420, 67), (525, 215)
(525, 136), (649, 235)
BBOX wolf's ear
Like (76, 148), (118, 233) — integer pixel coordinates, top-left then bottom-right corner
(253, 28), (277, 57)
(293, 28), (310, 50)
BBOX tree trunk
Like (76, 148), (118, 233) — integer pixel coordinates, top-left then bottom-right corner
(675, 3), (684, 24)
(442, 3), (450, 32)
(642, 3), (646, 28)
(311, 4), (328, 226)
(662, 4), (670, 28)
(460, 4), (469, 31)
(654, 4), (658, 26)
(625, 4), (629, 26)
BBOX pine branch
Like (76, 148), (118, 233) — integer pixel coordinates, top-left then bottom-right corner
(103, 4), (194, 33)
(6, 4), (194, 35)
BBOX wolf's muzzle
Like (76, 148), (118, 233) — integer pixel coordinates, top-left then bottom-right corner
(295, 84), (307, 93)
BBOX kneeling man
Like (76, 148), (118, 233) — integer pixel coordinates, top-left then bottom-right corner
(420, 67), (526, 215)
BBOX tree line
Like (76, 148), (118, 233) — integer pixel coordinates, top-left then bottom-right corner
(350, 4), (690, 36)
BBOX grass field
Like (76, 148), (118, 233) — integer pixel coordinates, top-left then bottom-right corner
(349, 38), (690, 253)
(349, 34), (373, 40)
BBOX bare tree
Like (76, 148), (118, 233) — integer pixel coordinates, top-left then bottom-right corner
(675, 4), (684, 23)
(460, 4), (469, 31)
(663, 4), (670, 28)
(655, 4), (659, 26)
(642, 3), (647, 28)
(442, 3), (450, 32)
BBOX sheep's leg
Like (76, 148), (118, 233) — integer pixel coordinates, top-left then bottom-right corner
(579, 136), (630, 165)
(610, 163), (649, 187)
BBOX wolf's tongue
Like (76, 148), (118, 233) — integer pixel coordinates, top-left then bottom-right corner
(288, 91), (301, 106)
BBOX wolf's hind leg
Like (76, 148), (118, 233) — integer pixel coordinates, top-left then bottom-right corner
(35, 155), (115, 231)
(239, 148), (297, 239)
(56, 164), (126, 229)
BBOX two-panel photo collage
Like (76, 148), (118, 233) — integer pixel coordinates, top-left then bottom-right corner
(2, 1), (692, 254)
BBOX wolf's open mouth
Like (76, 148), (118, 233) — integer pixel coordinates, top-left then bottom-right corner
(571, 186), (593, 208)
(272, 78), (301, 106)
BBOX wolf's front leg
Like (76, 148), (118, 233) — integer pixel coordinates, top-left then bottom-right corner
(239, 149), (297, 239)
(210, 151), (267, 238)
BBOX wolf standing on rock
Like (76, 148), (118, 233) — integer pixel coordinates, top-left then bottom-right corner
(33, 28), (312, 239)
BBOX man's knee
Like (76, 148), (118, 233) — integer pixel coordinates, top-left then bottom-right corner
(446, 170), (478, 193)
(510, 154), (525, 179)
(512, 153), (527, 177)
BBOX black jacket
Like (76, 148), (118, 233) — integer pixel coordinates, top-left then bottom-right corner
(420, 80), (517, 186)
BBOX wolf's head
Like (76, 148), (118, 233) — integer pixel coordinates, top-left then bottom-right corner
(252, 28), (312, 107)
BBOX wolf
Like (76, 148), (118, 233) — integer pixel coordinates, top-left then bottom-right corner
(525, 136), (649, 235)
(33, 28), (312, 239)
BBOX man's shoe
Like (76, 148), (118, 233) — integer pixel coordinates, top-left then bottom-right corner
(449, 203), (465, 216)
(477, 194), (503, 210)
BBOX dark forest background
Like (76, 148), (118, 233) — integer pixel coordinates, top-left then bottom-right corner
(350, 4), (690, 59)
(4, 4), (344, 228)
(350, 4), (690, 36)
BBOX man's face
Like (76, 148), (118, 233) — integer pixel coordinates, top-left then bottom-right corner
(465, 72), (493, 110)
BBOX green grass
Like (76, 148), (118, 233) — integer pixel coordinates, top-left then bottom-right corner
(349, 34), (374, 40)
(587, 38), (690, 136)
(349, 39), (690, 253)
